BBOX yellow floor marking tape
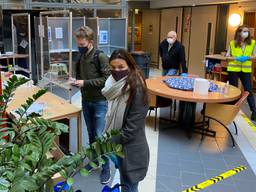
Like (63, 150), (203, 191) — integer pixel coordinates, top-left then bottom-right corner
(241, 114), (256, 132)
(182, 165), (247, 192)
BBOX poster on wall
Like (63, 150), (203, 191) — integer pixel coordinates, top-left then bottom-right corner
(19, 40), (28, 49)
(99, 30), (108, 44)
(148, 25), (153, 35)
(48, 26), (52, 41)
(185, 15), (191, 32)
(55, 27), (63, 39)
(38, 25), (45, 38)
(128, 26), (141, 43)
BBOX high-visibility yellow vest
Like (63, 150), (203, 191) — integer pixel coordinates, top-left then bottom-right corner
(227, 39), (255, 73)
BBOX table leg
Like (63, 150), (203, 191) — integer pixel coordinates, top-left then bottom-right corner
(77, 112), (82, 152)
(194, 103), (216, 138)
(178, 101), (196, 138)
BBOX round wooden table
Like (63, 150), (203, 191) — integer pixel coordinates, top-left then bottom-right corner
(146, 76), (241, 103)
(146, 76), (242, 138)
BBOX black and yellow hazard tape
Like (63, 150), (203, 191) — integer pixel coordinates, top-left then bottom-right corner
(241, 114), (256, 132)
(182, 165), (247, 192)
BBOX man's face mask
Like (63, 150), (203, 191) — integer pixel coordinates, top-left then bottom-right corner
(78, 46), (89, 54)
(167, 38), (175, 44)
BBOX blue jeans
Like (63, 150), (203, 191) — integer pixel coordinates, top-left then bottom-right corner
(228, 72), (256, 113)
(162, 68), (178, 76)
(82, 100), (109, 170)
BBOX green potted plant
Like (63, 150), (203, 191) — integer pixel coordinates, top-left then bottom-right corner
(0, 75), (123, 192)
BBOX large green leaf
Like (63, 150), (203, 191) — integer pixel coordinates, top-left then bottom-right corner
(54, 122), (69, 133)
(4, 149), (12, 161)
(106, 143), (112, 153)
(101, 143), (107, 154)
(0, 177), (10, 188)
(60, 170), (68, 179)
(3, 171), (15, 182)
(12, 144), (20, 157)
(40, 132), (54, 154)
(115, 144), (122, 153)
(97, 157), (105, 166)
(26, 132), (41, 150)
(20, 178), (38, 190)
(92, 142), (101, 157)
(79, 168), (89, 177)
(67, 177), (74, 187)
(23, 163), (33, 172)
(116, 151), (124, 158)
(88, 161), (97, 168)
(86, 148), (93, 160)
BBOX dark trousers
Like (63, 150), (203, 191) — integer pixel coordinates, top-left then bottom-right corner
(120, 170), (139, 192)
(228, 72), (256, 113)
(82, 100), (110, 170)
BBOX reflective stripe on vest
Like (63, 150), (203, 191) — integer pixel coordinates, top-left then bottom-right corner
(228, 39), (255, 73)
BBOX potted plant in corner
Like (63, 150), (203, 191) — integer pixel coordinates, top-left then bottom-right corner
(0, 75), (123, 192)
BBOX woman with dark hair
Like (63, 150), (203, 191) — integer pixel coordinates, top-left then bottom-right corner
(102, 49), (149, 192)
(226, 25), (256, 120)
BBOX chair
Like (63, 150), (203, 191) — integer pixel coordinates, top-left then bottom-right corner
(203, 91), (249, 147)
(148, 94), (172, 131)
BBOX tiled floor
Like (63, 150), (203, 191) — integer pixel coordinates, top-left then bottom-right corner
(156, 118), (256, 192)
(52, 68), (256, 192)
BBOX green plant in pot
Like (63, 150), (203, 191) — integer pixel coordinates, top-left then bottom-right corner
(0, 76), (123, 192)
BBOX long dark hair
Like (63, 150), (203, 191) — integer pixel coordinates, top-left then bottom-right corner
(234, 25), (252, 47)
(109, 49), (148, 105)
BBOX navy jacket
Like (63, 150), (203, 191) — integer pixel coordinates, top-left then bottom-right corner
(159, 39), (187, 73)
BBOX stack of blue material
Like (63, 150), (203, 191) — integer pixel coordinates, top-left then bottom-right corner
(163, 77), (218, 92)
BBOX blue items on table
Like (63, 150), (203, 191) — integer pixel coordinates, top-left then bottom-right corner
(235, 56), (250, 62)
(163, 77), (218, 92)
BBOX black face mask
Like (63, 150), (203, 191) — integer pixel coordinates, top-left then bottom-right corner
(111, 69), (129, 81)
(78, 46), (89, 54)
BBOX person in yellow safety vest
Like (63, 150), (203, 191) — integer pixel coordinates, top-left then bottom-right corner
(226, 25), (256, 121)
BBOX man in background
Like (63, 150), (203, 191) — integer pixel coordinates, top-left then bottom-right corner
(159, 31), (187, 76)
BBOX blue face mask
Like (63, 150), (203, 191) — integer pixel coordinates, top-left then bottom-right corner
(78, 46), (89, 54)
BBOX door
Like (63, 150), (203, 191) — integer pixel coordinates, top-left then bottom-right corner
(188, 6), (217, 77)
(141, 10), (160, 66)
(160, 8), (183, 42)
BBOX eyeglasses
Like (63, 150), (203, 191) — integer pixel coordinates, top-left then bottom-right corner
(102, 184), (128, 192)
